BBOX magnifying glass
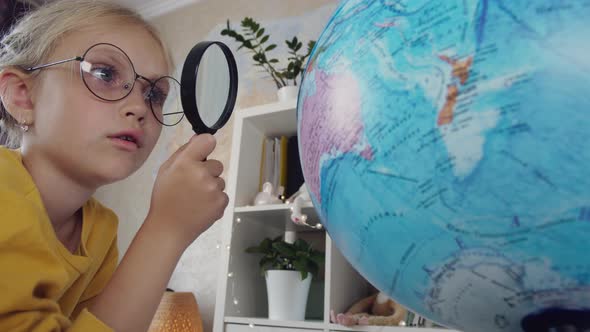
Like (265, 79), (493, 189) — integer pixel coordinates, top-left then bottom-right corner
(180, 41), (238, 134)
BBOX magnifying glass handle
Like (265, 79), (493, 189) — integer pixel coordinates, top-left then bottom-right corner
(192, 128), (210, 161)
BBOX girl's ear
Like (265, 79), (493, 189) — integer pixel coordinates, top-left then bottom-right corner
(0, 67), (35, 124)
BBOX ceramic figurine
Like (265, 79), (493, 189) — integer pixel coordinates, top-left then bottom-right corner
(253, 182), (282, 205)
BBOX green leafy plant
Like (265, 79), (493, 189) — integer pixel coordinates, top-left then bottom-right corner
(246, 236), (324, 280)
(221, 17), (316, 89)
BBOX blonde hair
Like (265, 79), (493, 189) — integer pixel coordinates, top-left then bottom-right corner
(0, 0), (170, 147)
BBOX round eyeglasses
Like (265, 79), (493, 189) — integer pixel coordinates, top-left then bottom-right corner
(26, 43), (183, 126)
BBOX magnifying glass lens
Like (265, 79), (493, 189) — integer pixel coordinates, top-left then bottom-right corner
(196, 45), (231, 128)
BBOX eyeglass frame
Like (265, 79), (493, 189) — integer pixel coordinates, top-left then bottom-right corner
(25, 42), (184, 127)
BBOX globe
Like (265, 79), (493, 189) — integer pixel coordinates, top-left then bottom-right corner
(297, 1), (590, 331)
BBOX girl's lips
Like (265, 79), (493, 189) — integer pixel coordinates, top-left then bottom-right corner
(109, 137), (139, 151)
(108, 129), (144, 148)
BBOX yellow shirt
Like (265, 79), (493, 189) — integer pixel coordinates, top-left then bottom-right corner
(0, 147), (118, 331)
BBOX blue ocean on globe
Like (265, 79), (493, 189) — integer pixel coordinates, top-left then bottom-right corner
(297, 1), (590, 331)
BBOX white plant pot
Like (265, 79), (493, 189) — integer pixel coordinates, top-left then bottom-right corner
(265, 270), (312, 321)
(277, 86), (299, 102)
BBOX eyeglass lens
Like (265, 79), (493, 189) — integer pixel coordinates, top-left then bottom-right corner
(150, 77), (183, 126)
(79, 43), (183, 126)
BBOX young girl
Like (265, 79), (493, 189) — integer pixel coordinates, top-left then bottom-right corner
(0, 1), (228, 331)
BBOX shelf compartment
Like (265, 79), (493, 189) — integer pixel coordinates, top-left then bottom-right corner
(325, 236), (457, 332)
(233, 102), (299, 208)
(240, 100), (298, 135)
(224, 217), (326, 320)
(325, 235), (371, 317)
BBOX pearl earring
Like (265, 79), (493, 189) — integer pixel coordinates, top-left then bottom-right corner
(20, 120), (29, 132)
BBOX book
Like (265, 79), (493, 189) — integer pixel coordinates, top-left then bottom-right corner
(258, 137), (266, 192)
(273, 137), (280, 193)
(285, 135), (305, 199)
(258, 135), (305, 199)
(258, 137), (275, 193)
(279, 136), (288, 191)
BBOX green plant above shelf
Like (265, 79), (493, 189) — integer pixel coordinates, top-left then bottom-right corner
(221, 17), (316, 89)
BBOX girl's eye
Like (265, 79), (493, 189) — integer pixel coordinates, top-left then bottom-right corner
(148, 87), (168, 106)
(91, 66), (116, 83)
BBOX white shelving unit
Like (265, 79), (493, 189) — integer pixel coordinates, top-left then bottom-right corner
(213, 100), (457, 332)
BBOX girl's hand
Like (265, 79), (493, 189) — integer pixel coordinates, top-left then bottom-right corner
(147, 134), (229, 247)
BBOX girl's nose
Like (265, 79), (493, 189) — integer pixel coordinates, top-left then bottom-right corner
(119, 82), (150, 124)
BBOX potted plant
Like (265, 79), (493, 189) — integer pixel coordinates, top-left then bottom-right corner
(246, 236), (324, 321)
(221, 17), (316, 102)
